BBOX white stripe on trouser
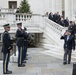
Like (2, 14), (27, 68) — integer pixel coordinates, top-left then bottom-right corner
(4, 54), (8, 73)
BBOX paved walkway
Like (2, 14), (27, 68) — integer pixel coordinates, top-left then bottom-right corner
(0, 48), (74, 75)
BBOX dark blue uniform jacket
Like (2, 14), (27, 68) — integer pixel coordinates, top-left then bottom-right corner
(2, 31), (12, 53)
(60, 35), (75, 50)
(16, 29), (28, 47)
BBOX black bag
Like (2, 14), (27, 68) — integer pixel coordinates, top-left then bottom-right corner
(1, 45), (3, 53)
(72, 63), (76, 75)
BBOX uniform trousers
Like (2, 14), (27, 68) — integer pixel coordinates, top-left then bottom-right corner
(3, 52), (10, 73)
(18, 46), (24, 65)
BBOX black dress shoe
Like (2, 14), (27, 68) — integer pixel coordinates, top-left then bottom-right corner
(3, 71), (12, 74)
(63, 62), (67, 65)
(23, 60), (26, 63)
(7, 70), (12, 73)
(22, 63), (25, 66)
(18, 64), (25, 67)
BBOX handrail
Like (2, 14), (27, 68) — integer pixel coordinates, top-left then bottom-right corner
(44, 18), (67, 35)
(0, 12), (42, 15)
(45, 18), (64, 30)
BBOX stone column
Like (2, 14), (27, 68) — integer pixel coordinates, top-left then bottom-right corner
(51, 0), (62, 15)
(64, 0), (74, 20)
(51, 0), (56, 13)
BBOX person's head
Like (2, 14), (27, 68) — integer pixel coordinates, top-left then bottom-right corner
(70, 21), (73, 25)
(61, 16), (64, 20)
(17, 22), (22, 29)
(3, 24), (10, 31)
(65, 30), (71, 35)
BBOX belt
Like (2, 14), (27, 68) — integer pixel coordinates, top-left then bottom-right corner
(17, 37), (24, 39)
(24, 40), (27, 41)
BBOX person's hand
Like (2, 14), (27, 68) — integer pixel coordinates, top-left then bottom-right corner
(75, 34), (76, 37)
(10, 50), (12, 53)
(8, 47), (11, 49)
(64, 32), (67, 35)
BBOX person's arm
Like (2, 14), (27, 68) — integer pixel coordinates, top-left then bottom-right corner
(16, 30), (24, 37)
(60, 31), (68, 39)
(24, 31), (29, 39)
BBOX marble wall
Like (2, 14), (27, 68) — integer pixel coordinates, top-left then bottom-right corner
(28, 0), (63, 15)
(0, 0), (22, 8)
(0, 0), (76, 20)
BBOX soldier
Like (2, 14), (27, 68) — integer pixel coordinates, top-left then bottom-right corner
(23, 27), (29, 60)
(2, 24), (12, 74)
(16, 22), (27, 67)
(60, 30), (75, 65)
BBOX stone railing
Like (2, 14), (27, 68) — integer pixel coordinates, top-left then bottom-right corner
(42, 22), (64, 46)
(0, 8), (15, 13)
(0, 12), (44, 23)
(44, 17), (67, 36)
(15, 13), (32, 21)
(0, 13), (33, 28)
(0, 12), (32, 22)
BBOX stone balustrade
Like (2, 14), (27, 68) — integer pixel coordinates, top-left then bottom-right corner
(44, 17), (66, 36)
(0, 12), (32, 22)
(0, 8), (15, 13)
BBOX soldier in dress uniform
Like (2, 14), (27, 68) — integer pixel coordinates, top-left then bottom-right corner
(2, 24), (12, 74)
(23, 27), (29, 60)
(16, 22), (27, 67)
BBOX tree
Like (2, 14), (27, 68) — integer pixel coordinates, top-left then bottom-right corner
(19, 0), (31, 13)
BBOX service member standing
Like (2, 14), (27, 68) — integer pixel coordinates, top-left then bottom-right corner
(60, 30), (75, 65)
(23, 27), (29, 60)
(2, 24), (12, 74)
(16, 22), (26, 67)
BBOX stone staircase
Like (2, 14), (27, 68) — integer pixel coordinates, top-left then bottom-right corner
(39, 17), (65, 47)
(41, 44), (76, 62)
(40, 18), (76, 61)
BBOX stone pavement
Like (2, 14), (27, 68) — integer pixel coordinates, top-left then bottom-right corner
(0, 48), (75, 75)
